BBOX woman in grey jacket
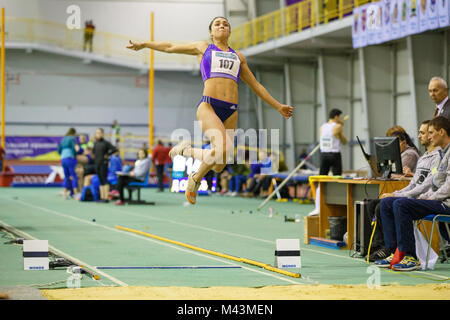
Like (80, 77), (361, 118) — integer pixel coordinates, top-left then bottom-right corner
(115, 148), (150, 205)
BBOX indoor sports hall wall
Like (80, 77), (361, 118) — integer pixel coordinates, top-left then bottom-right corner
(2, 0), (224, 43)
(4, 49), (203, 137)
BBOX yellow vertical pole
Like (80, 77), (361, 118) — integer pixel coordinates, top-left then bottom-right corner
(1, 8), (5, 172)
(148, 12), (154, 155)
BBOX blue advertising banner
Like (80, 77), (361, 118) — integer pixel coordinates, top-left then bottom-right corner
(5, 136), (63, 160)
(399, 0), (410, 36)
(419, 0), (430, 31)
(383, 0), (393, 42)
(408, 0), (420, 34)
(352, 6), (361, 48)
(428, 0), (439, 28)
(353, 0), (449, 48)
(376, 3), (385, 43)
(367, 3), (383, 44)
(438, 0), (450, 27)
(391, 0), (401, 39)
(359, 4), (369, 47)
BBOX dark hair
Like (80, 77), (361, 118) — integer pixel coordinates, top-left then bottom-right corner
(209, 16), (230, 32)
(390, 130), (419, 153)
(390, 131), (406, 142)
(66, 128), (76, 136)
(328, 108), (342, 120)
(429, 116), (450, 136)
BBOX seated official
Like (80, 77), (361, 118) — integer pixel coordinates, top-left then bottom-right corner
(375, 117), (450, 271)
(367, 120), (441, 262)
(114, 148), (150, 205)
(363, 127), (421, 259)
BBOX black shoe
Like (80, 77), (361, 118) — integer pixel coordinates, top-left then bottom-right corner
(368, 247), (393, 262)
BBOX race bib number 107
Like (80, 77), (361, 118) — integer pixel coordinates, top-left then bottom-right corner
(211, 51), (240, 78)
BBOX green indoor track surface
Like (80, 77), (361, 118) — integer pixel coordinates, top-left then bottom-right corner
(0, 188), (449, 290)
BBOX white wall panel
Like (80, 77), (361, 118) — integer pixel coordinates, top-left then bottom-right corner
(3, 0), (224, 42)
(4, 50), (201, 137)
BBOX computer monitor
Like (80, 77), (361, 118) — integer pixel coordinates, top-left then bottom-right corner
(374, 137), (403, 179)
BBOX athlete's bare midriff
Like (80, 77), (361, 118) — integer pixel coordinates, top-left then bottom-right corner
(202, 78), (239, 104)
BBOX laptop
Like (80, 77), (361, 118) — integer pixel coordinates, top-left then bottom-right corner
(356, 136), (381, 178)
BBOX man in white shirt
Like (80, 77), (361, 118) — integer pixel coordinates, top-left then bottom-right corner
(318, 108), (348, 176)
(429, 76), (450, 120)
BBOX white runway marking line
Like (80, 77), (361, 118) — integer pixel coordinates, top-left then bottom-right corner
(0, 197), (304, 285)
(0, 218), (128, 287)
(5, 195), (446, 282)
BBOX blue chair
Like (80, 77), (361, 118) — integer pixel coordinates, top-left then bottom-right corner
(125, 171), (155, 205)
(419, 214), (450, 270)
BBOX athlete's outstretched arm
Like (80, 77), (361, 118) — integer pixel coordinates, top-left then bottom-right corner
(237, 52), (293, 120)
(127, 40), (207, 56)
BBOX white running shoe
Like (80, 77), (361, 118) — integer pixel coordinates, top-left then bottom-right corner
(185, 173), (201, 205)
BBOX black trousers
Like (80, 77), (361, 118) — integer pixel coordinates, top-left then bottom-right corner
(95, 161), (109, 186)
(319, 152), (342, 176)
(247, 176), (272, 195)
(117, 175), (141, 201)
(155, 164), (165, 191)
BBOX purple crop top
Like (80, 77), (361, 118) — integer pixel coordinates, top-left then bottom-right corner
(200, 44), (241, 83)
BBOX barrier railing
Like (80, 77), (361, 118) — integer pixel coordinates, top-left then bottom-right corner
(4, 16), (197, 68)
(5, 0), (372, 65)
(230, 0), (373, 50)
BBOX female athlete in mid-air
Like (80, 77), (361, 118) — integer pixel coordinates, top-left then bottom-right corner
(127, 16), (293, 204)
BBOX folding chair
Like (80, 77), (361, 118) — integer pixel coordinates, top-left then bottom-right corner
(419, 214), (450, 270)
(125, 171), (155, 205)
